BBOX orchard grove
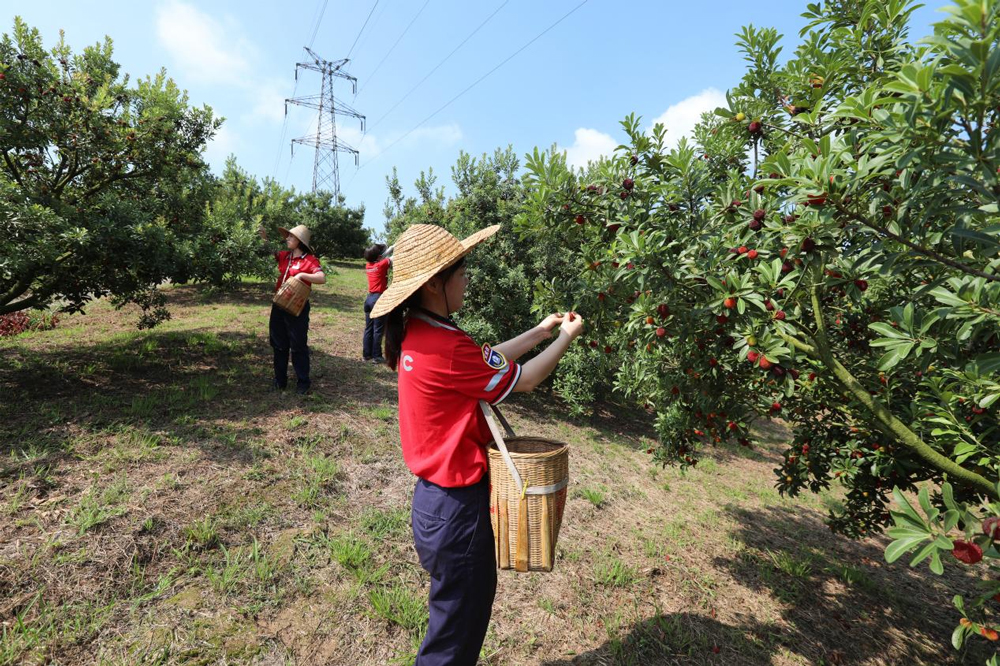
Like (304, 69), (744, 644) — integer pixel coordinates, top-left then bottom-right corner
(517, 0), (1000, 660)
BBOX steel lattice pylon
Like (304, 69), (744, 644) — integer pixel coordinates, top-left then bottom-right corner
(285, 47), (365, 197)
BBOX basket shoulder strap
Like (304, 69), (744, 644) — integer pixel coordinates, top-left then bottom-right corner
(489, 403), (516, 439)
(480, 400), (523, 492)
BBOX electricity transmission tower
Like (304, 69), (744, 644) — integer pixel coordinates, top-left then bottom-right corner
(285, 47), (365, 197)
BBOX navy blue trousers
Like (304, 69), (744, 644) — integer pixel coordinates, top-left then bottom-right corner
(411, 475), (497, 666)
(362, 292), (385, 360)
(269, 302), (310, 390)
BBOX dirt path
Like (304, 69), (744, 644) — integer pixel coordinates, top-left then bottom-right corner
(0, 263), (990, 665)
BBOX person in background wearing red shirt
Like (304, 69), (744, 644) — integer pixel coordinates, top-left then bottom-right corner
(259, 224), (326, 394)
(362, 242), (393, 363)
(370, 224), (584, 666)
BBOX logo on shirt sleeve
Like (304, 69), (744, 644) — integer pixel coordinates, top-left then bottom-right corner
(482, 344), (508, 370)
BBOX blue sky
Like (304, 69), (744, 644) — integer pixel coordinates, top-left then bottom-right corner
(10, 0), (947, 235)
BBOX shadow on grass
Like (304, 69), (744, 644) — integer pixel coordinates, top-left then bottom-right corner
(164, 281), (361, 313)
(541, 508), (990, 665)
(0, 324), (397, 478)
(712, 504), (991, 665)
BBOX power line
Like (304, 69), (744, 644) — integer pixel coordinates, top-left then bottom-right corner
(356, 0), (431, 98)
(349, 0), (392, 68)
(346, 1), (380, 61)
(307, 0), (330, 49)
(358, 0), (590, 172)
(367, 1), (509, 132)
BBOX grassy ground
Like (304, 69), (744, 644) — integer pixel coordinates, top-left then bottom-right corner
(0, 260), (992, 665)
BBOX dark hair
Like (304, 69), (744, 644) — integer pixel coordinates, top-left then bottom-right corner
(384, 256), (466, 371)
(364, 243), (387, 263)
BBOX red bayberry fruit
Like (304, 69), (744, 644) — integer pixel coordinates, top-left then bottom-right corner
(747, 249), (758, 260)
(749, 220), (763, 231)
(656, 327), (666, 338)
(738, 245), (748, 254)
(953, 540), (984, 564)
(774, 310), (786, 320)
(808, 372), (817, 381)
(747, 351), (760, 363)
(604, 345), (612, 354)
(753, 208), (766, 221)
(671, 386), (680, 395)
(608, 223), (621, 233)
(748, 120), (762, 134)
(789, 368), (800, 380)
(770, 401), (781, 412)
(759, 356), (773, 370)
(783, 214), (796, 224)
(589, 340), (598, 348)
(806, 193), (827, 206)
(629, 154), (638, 166)
(622, 178), (634, 191)
(620, 191), (629, 200)
(709, 358), (718, 367)
(854, 279), (868, 291)
(657, 304), (669, 318)
(575, 215), (585, 225)
(716, 315), (729, 325)
(801, 237), (816, 253)
(646, 316), (655, 325)
(724, 297), (737, 309)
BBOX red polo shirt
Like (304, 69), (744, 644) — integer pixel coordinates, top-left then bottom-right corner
(397, 310), (521, 488)
(274, 251), (322, 293)
(366, 258), (391, 293)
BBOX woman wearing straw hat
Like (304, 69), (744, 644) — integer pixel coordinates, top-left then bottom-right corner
(260, 224), (326, 394)
(371, 223), (583, 665)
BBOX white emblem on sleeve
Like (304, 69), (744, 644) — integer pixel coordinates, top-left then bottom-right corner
(402, 354), (414, 372)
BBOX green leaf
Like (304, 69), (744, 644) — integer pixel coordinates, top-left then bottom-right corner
(892, 487), (926, 526)
(943, 483), (957, 511)
(930, 550), (944, 575)
(869, 322), (907, 338)
(952, 623), (966, 650)
(885, 533), (931, 563)
(909, 540), (939, 567)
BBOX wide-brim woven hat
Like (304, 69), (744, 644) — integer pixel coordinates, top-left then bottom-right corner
(370, 223), (500, 318)
(278, 225), (312, 252)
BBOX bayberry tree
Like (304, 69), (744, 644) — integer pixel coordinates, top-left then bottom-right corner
(520, 0), (1000, 657)
(0, 18), (220, 326)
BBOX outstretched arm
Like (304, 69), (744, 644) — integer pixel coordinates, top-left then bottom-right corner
(513, 313), (584, 392)
(492, 313), (563, 362)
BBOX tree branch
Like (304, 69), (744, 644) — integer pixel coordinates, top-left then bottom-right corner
(833, 200), (1000, 284)
(807, 272), (997, 498)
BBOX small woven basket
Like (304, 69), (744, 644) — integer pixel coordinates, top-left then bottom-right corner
(273, 276), (311, 316)
(481, 402), (569, 573)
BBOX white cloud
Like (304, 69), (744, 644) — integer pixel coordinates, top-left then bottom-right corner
(559, 128), (619, 170)
(155, 0), (253, 85)
(649, 88), (727, 151)
(247, 79), (289, 125)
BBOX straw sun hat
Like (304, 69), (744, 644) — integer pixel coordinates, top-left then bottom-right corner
(369, 223), (500, 318)
(278, 225), (312, 252)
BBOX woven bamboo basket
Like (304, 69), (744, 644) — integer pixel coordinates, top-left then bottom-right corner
(481, 401), (569, 573)
(273, 276), (311, 316)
